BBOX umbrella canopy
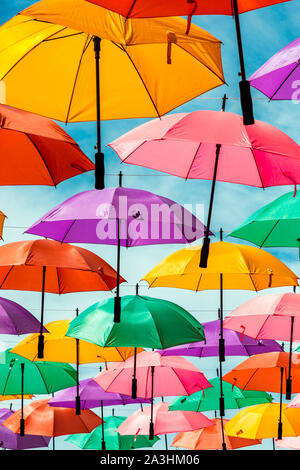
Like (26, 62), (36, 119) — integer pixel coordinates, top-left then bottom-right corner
(225, 403), (300, 439)
(0, 104), (93, 186)
(25, 187), (209, 246)
(109, 110), (300, 187)
(66, 295), (205, 349)
(49, 377), (150, 409)
(0, 394), (33, 401)
(287, 393), (300, 408)
(0, 350), (77, 395)
(0, 212), (6, 240)
(230, 191), (300, 248)
(223, 352), (300, 394)
(0, 0), (224, 123)
(142, 241), (298, 291)
(159, 319), (282, 357)
(0, 296), (48, 335)
(94, 351), (211, 398)
(170, 377), (273, 413)
(10, 319), (140, 364)
(275, 436), (300, 449)
(1, 399), (102, 437)
(250, 37), (300, 100)
(171, 418), (262, 450)
(87, 0), (291, 16)
(117, 402), (214, 436)
(66, 415), (159, 450)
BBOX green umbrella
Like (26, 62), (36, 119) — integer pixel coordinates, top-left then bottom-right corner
(229, 191), (300, 250)
(65, 415), (159, 450)
(66, 293), (205, 398)
(170, 377), (273, 413)
(0, 350), (77, 436)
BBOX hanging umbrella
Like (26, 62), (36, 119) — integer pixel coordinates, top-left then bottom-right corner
(117, 402), (214, 437)
(0, 350), (77, 436)
(1, 399), (102, 437)
(142, 239), (298, 443)
(0, 212), (6, 240)
(223, 351), (300, 438)
(109, 110), (300, 266)
(66, 415), (159, 450)
(0, 0), (225, 189)
(159, 319), (283, 357)
(275, 436), (300, 449)
(66, 294), (205, 397)
(0, 104), (93, 186)
(170, 377), (273, 413)
(230, 191), (300, 250)
(0, 394), (33, 401)
(0, 239), (125, 358)
(94, 351), (211, 439)
(223, 293), (300, 399)
(250, 37), (300, 100)
(0, 296), (48, 335)
(171, 418), (262, 450)
(88, 0), (291, 125)
(225, 403), (300, 440)
(25, 185), (211, 321)
(0, 408), (51, 450)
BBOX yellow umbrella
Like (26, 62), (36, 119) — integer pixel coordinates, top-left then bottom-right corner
(225, 403), (300, 440)
(0, 212), (6, 241)
(0, 394), (33, 401)
(142, 239), (298, 447)
(0, 0), (225, 189)
(10, 319), (142, 415)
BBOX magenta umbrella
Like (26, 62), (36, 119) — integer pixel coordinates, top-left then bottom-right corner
(94, 351), (211, 439)
(109, 110), (300, 267)
(223, 292), (300, 400)
(250, 37), (300, 100)
(0, 297), (48, 335)
(158, 320), (283, 358)
(26, 184), (210, 321)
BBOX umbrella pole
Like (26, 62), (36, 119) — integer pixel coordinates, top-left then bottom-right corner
(149, 366), (155, 440)
(131, 347), (137, 399)
(93, 36), (105, 190)
(20, 363), (25, 437)
(199, 144), (222, 268)
(75, 308), (81, 415)
(219, 273), (225, 362)
(38, 266), (46, 359)
(101, 400), (106, 450)
(220, 415), (227, 451)
(278, 367), (284, 440)
(232, 0), (254, 125)
(286, 316), (294, 400)
(114, 214), (121, 323)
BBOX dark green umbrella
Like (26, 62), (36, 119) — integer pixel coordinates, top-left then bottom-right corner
(170, 377), (273, 413)
(229, 191), (300, 251)
(65, 415), (159, 450)
(66, 293), (205, 398)
(0, 350), (77, 435)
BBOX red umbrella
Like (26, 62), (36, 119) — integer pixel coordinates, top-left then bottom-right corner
(0, 104), (93, 185)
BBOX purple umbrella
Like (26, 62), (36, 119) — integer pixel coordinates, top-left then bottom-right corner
(249, 37), (300, 100)
(0, 297), (47, 335)
(49, 377), (151, 450)
(158, 320), (283, 357)
(0, 408), (50, 450)
(26, 184), (211, 323)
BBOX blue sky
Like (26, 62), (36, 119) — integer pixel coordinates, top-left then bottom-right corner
(0, 0), (299, 451)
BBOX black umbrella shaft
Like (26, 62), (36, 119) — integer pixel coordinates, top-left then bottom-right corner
(101, 400), (106, 450)
(38, 266), (46, 359)
(278, 367), (283, 440)
(206, 144), (221, 235)
(220, 415), (227, 451)
(94, 36), (101, 153)
(232, 0), (246, 80)
(132, 347), (137, 398)
(219, 273), (225, 362)
(20, 363), (25, 436)
(286, 316), (295, 399)
(116, 218), (121, 298)
(149, 366), (155, 440)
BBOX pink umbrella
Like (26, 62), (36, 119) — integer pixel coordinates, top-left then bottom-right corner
(275, 436), (300, 449)
(117, 402), (214, 439)
(109, 109), (300, 267)
(94, 351), (211, 439)
(223, 292), (300, 399)
(287, 393), (300, 409)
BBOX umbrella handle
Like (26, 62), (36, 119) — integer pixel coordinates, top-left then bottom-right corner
(149, 422), (154, 441)
(114, 296), (121, 323)
(75, 395), (81, 415)
(131, 378), (137, 399)
(20, 418), (25, 437)
(278, 422), (283, 440)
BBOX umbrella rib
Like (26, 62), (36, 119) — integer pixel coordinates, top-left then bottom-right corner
(185, 142), (202, 180)
(258, 219), (280, 247)
(121, 141), (147, 164)
(239, 368), (260, 391)
(250, 148), (264, 189)
(269, 62), (300, 101)
(249, 274), (259, 292)
(65, 35), (92, 124)
(36, 364), (51, 394)
(60, 220), (77, 243)
(24, 134), (56, 186)
(56, 267), (62, 294)
(120, 45), (161, 119)
(0, 265), (14, 289)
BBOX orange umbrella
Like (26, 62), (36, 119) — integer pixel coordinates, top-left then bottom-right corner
(0, 239), (125, 358)
(171, 418), (261, 450)
(0, 104), (93, 186)
(1, 399), (102, 437)
(223, 352), (300, 439)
